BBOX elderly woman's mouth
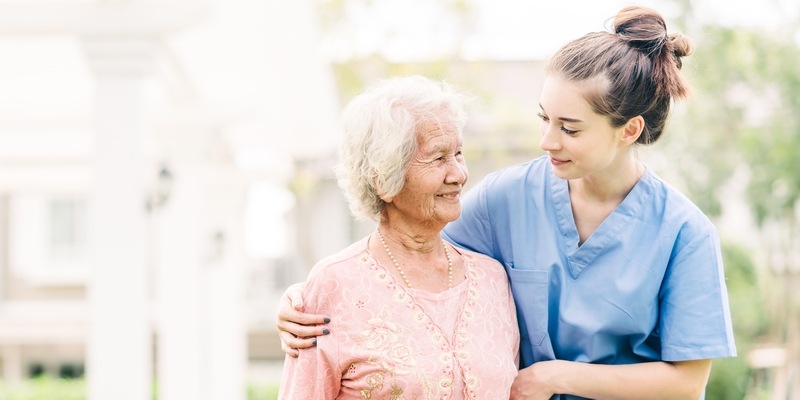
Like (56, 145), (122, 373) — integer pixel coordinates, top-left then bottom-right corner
(437, 192), (461, 200)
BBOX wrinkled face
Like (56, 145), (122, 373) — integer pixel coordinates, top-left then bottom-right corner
(537, 75), (629, 180)
(385, 114), (468, 229)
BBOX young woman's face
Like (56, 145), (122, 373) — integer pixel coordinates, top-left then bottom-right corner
(537, 75), (630, 180)
(386, 114), (468, 228)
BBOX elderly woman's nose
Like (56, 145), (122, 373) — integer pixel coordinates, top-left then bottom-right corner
(446, 158), (467, 183)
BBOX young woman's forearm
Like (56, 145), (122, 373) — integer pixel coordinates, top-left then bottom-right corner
(512, 359), (712, 400)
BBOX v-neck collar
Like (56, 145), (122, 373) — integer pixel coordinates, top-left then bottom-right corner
(550, 164), (654, 279)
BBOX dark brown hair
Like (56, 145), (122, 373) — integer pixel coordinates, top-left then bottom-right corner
(546, 6), (693, 144)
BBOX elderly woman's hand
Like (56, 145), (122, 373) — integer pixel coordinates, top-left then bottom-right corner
(276, 282), (331, 357)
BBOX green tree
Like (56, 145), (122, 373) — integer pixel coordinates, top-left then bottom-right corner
(705, 243), (770, 399)
(668, 24), (800, 399)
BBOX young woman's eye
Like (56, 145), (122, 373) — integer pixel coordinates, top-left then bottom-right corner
(536, 112), (549, 122)
(560, 126), (578, 135)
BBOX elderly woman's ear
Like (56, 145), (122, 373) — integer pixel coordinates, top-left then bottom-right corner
(371, 177), (393, 204)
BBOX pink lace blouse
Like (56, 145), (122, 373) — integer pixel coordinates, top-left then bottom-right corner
(279, 237), (519, 399)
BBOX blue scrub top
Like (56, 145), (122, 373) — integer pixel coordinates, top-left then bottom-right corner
(443, 156), (736, 385)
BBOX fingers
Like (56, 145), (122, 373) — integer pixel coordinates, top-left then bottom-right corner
(285, 282), (307, 310)
(276, 281), (331, 357)
(279, 329), (319, 358)
(280, 342), (299, 358)
(277, 318), (331, 358)
(277, 316), (331, 339)
(277, 295), (330, 329)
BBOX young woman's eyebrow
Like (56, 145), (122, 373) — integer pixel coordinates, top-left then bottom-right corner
(539, 103), (584, 123)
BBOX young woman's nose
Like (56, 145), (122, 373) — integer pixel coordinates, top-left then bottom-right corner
(539, 126), (561, 152)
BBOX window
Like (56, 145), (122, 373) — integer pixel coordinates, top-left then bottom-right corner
(49, 199), (86, 261)
(8, 195), (89, 285)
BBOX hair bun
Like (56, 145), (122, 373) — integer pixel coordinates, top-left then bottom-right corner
(613, 6), (669, 56)
(668, 32), (694, 59)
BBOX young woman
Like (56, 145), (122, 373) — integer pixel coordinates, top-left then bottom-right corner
(278, 7), (736, 399)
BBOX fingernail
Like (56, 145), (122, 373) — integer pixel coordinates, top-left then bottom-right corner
(312, 339), (317, 346)
(323, 317), (331, 323)
(292, 301), (302, 308)
(322, 328), (330, 335)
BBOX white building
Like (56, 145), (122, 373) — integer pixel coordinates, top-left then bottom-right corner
(0, 1), (342, 399)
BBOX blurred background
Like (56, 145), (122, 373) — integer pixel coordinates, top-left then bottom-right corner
(0, 0), (797, 399)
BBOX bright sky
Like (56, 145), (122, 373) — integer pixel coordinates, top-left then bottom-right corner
(321, 0), (800, 62)
(1, 0), (796, 108)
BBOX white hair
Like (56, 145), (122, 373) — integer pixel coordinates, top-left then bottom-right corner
(335, 75), (468, 221)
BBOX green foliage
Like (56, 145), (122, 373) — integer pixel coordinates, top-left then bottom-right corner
(721, 243), (771, 338)
(677, 25), (800, 225)
(705, 243), (770, 399)
(0, 378), (279, 400)
(732, 30), (800, 225)
(706, 356), (753, 400)
(247, 383), (279, 400)
(332, 57), (461, 104)
(668, 13), (800, 399)
(0, 377), (85, 400)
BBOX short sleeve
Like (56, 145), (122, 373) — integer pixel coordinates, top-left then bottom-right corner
(659, 227), (737, 361)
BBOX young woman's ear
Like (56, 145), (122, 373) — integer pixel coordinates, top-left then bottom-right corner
(619, 115), (645, 145)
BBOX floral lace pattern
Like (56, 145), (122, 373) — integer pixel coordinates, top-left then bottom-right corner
(280, 237), (519, 399)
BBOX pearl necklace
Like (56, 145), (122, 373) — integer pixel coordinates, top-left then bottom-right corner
(376, 229), (453, 290)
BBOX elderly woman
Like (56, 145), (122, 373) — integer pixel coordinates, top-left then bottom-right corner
(278, 75), (519, 399)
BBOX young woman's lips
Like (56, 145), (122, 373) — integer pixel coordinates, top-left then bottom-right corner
(549, 156), (569, 166)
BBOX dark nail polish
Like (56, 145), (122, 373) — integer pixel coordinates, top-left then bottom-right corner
(323, 317), (331, 323)
(312, 339), (317, 346)
(322, 328), (330, 335)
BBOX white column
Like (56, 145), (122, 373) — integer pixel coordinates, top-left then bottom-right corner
(83, 37), (153, 400)
(203, 169), (247, 400)
(156, 129), (246, 400)
(156, 165), (203, 400)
